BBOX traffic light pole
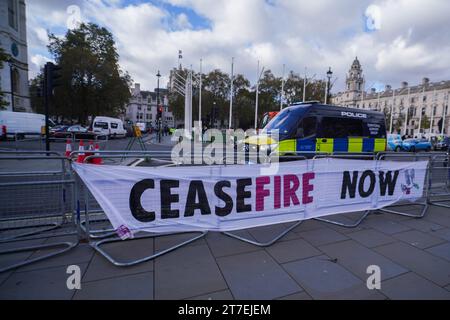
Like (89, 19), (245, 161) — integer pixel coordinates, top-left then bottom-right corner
(44, 62), (50, 151)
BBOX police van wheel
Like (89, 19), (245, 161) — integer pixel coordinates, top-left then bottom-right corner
(410, 147), (416, 153)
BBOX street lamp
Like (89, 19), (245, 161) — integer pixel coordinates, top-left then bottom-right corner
(325, 67), (333, 104)
(212, 101), (216, 128)
(156, 70), (161, 143)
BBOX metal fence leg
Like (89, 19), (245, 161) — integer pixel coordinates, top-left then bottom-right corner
(0, 222), (61, 242)
(222, 220), (303, 247)
(90, 231), (208, 267)
(80, 218), (116, 239)
(314, 210), (371, 227)
(377, 203), (428, 218)
(0, 241), (78, 273)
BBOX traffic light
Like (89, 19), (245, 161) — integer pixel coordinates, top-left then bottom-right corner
(157, 106), (163, 118)
(44, 62), (62, 97)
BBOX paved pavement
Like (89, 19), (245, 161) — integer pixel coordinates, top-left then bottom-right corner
(1, 204), (450, 300)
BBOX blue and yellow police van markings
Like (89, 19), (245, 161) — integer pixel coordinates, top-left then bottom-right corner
(276, 137), (386, 153)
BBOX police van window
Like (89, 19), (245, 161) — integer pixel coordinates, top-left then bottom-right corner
(321, 117), (364, 138)
(94, 122), (109, 129)
(111, 123), (118, 129)
(296, 117), (316, 138)
(264, 110), (297, 137)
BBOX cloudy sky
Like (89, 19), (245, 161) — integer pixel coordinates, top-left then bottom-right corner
(26, 0), (450, 93)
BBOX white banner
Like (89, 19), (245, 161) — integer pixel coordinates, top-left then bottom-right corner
(72, 159), (428, 236)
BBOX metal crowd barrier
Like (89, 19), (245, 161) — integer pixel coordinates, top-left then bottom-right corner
(0, 151), (78, 273)
(73, 151), (208, 267)
(375, 151), (446, 218)
(426, 152), (450, 209)
(221, 153), (308, 246)
(310, 153), (377, 228)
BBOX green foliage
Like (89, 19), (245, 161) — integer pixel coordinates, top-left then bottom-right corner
(421, 114), (430, 129)
(30, 23), (132, 124)
(169, 67), (327, 130)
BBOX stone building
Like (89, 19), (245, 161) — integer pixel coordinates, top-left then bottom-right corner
(124, 83), (174, 128)
(332, 58), (450, 136)
(0, 0), (31, 112)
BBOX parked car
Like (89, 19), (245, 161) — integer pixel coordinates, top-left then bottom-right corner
(92, 116), (127, 139)
(434, 136), (450, 151)
(401, 138), (432, 152)
(53, 125), (96, 140)
(50, 125), (69, 137)
(387, 134), (403, 152)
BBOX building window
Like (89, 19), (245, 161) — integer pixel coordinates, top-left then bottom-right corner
(423, 95), (427, 102)
(137, 105), (141, 111)
(8, 0), (18, 30)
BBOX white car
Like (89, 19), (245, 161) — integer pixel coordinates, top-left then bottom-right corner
(92, 116), (127, 139)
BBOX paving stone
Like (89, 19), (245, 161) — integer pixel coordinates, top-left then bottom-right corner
(429, 228), (450, 241)
(392, 230), (446, 249)
(205, 231), (261, 258)
(277, 291), (312, 300)
(73, 272), (154, 300)
(283, 255), (385, 299)
(445, 285), (450, 292)
(426, 242), (450, 262)
(154, 232), (206, 252)
(83, 238), (155, 282)
(400, 218), (445, 233)
(299, 227), (349, 246)
(311, 212), (369, 234)
(374, 242), (450, 286)
(380, 272), (450, 300)
(423, 208), (450, 227)
(155, 244), (227, 300)
(347, 229), (396, 248)
(0, 251), (34, 272)
(19, 243), (94, 272)
(0, 263), (88, 299)
(217, 250), (301, 300)
(363, 215), (412, 234)
(323, 221), (368, 234)
(188, 290), (234, 300)
(265, 238), (321, 264)
(292, 219), (325, 233)
(247, 222), (302, 244)
(319, 240), (408, 281)
(0, 270), (12, 286)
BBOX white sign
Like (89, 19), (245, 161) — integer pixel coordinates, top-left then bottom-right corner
(72, 159), (428, 235)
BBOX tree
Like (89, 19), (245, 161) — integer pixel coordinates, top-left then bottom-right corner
(41, 23), (131, 124)
(0, 47), (11, 110)
(420, 114), (430, 130)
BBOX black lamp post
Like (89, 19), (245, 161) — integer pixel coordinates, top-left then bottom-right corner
(156, 70), (161, 142)
(326, 67), (333, 104)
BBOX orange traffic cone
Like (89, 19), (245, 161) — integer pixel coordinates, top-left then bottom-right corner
(76, 139), (86, 163)
(92, 143), (103, 165)
(65, 139), (72, 158)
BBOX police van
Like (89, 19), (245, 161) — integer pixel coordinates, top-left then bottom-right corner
(245, 102), (387, 155)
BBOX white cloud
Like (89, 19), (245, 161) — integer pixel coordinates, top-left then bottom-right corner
(174, 13), (192, 29)
(26, 0), (450, 93)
